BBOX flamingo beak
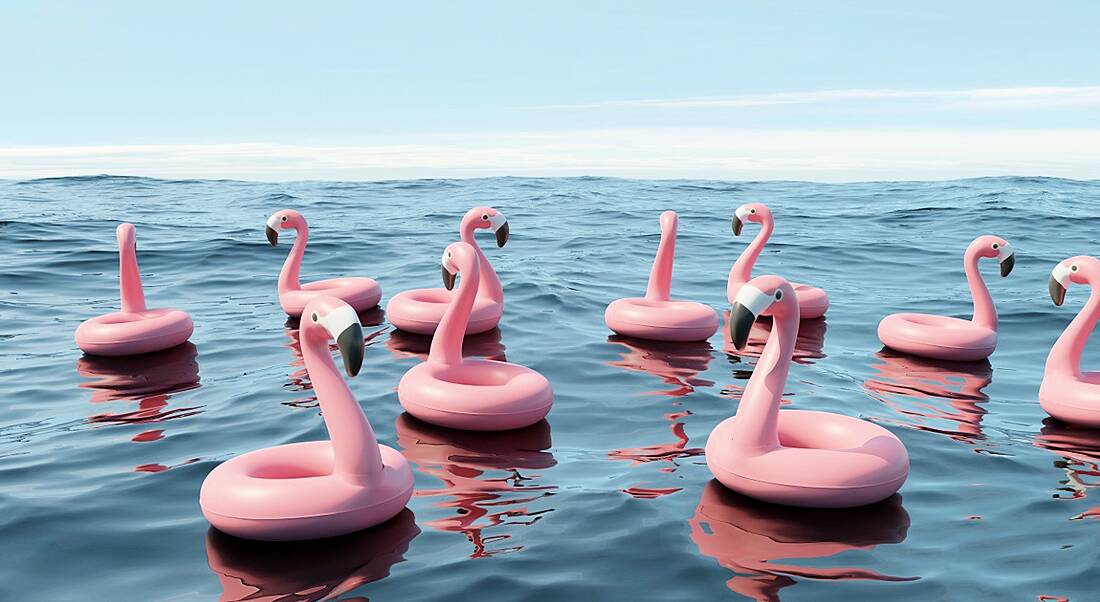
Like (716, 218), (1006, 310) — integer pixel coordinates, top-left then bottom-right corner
(336, 322), (364, 376)
(441, 264), (457, 290)
(266, 226), (278, 246)
(489, 213), (509, 247)
(1049, 276), (1066, 306)
(1000, 253), (1015, 277)
(1049, 263), (1071, 306)
(729, 284), (773, 350)
(732, 216), (744, 236)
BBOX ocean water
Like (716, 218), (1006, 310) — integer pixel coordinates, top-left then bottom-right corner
(3, 175), (1100, 601)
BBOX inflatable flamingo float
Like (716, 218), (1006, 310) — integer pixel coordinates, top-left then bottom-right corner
(708, 274), (909, 507)
(605, 211), (718, 342)
(387, 206), (509, 335)
(878, 235), (1014, 362)
(75, 224), (193, 356)
(1040, 256), (1100, 426)
(266, 209), (381, 318)
(200, 296), (413, 541)
(728, 202), (829, 319)
(398, 242), (553, 431)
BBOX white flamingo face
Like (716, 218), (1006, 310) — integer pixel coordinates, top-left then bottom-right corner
(733, 284), (775, 318)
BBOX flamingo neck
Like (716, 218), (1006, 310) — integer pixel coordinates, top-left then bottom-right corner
(645, 226), (676, 302)
(429, 259), (480, 366)
(1046, 282), (1100, 378)
(732, 310), (796, 453)
(300, 328), (383, 484)
(964, 247), (997, 331)
(279, 222), (308, 293)
(729, 218), (774, 285)
(461, 225), (503, 304)
(118, 236), (146, 313)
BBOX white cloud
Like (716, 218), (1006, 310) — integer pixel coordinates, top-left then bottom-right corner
(1, 128), (1098, 182)
(526, 86), (1100, 110)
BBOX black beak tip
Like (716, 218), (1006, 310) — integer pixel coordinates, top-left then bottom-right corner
(336, 323), (364, 377)
(732, 217), (743, 237)
(496, 222), (510, 248)
(441, 265), (457, 290)
(1000, 254), (1015, 277)
(729, 302), (757, 351)
(265, 226), (279, 246)
(1049, 276), (1067, 307)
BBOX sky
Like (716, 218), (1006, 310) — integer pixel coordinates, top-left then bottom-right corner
(1, 1), (1098, 181)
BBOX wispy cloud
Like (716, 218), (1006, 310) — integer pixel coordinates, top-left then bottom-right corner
(525, 86), (1100, 110)
(2, 129), (1098, 182)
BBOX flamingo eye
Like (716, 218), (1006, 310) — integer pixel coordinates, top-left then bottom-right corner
(482, 214), (489, 221)
(311, 312), (319, 323)
(447, 251), (452, 258)
(992, 243), (999, 250)
(774, 290), (783, 301)
(281, 215), (288, 222)
(1072, 265), (1079, 272)
(749, 208), (756, 214)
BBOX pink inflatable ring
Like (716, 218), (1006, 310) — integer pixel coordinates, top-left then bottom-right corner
(727, 202), (829, 319)
(75, 224), (193, 356)
(878, 235), (1014, 362)
(387, 206), (509, 335)
(266, 209), (382, 318)
(707, 275), (909, 507)
(200, 296), (413, 540)
(605, 211), (718, 342)
(398, 242), (553, 431)
(1040, 256), (1100, 426)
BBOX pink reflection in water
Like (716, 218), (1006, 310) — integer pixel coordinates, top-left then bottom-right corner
(863, 350), (992, 446)
(1033, 418), (1100, 501)
(77, 342), (202, 428)
(395, 414), (556, 558)
(690, 482), (915, 600)
(205, 509), (419, 602)
(605, 336), (713, 475)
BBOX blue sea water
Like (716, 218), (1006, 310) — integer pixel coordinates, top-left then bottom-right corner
(3, 175), (1100, 601)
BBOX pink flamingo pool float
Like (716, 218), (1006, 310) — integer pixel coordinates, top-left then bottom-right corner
(1040, 256), (1100, 426)
(75, 223), (193, 356)
(398, 242), (553, 431)
(707, 274), (909, 507)
(387, 206), (509, 335)
(878, 235), (1015, 362)
(200, 296), (413, 541)
(266, 209), (382, 318)
(728, 202), (829, 319)
(605, 211), (718, 342)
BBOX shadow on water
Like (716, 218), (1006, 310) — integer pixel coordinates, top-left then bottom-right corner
(722, 313), (827, 367)
(205, 509), (420, 602)
(689, 481), (916, 601)
(386, 327), (507, 363)
(395, 414), (556, 558)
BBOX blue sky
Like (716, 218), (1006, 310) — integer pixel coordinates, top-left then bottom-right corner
(2, 1), (1098, 180)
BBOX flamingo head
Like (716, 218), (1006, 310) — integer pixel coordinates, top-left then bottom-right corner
(464, 206), (510, 248)
(301, 296), (364, 377)
(265, 209), (306, 246)
(968, 235), (1015, 278)
(440, 241), (480, 291)
(732, 202), (771, 236)
(1049, 255), (1099, 306)
(729, 274), (797, 350)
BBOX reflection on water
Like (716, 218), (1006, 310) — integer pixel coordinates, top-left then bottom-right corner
(282, 310), (387, 408)
(77, 342), (203, 437)
(386, 327), (507, 363)
(723, 313), (827, 366)
(863, 349), (993, 447)
(395, 415), (556, 558)
(606, 336), (712, 481)
(1033, 419), (1100, 503)
(205, 509), (420, 602)
(690, 481), (915, 601)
